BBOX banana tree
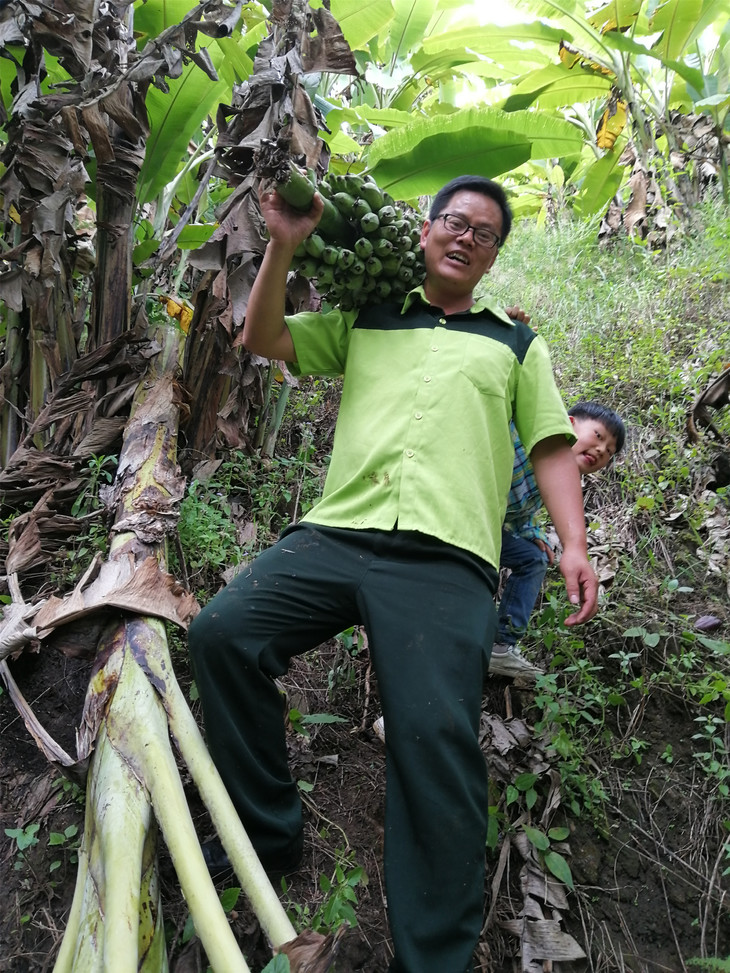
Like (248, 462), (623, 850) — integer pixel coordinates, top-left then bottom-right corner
(0, 0), (355, 968)
(317, 0), (729, 228)
(5, 0), (728, 966)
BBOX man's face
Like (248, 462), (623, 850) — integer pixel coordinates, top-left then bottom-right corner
(420, 190), (503, 297)
(570, 417), (618, 474)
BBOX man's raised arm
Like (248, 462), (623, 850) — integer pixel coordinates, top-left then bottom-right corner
(242, 188), (325, 362)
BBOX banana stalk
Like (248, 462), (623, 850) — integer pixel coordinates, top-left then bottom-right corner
(46, 321), (309, 972)
(53, 619), (254, 973)
(142, 624), (297, 948)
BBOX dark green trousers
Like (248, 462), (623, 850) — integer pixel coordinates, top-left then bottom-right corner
(188, 524), (498, 973)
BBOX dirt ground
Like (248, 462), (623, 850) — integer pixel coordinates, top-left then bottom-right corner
(1, 619), (728, 973)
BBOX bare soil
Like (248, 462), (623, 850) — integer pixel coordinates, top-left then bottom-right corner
(1, 616), (728, 973)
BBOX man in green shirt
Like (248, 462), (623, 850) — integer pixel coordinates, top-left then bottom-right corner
(188, 175), (598, 973)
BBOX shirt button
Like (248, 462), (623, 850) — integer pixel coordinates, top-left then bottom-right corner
(405, 449), (414, 458)
(424, 375), (431, 382)
(414, 412), (423, 420)
(431, 345), (438, 352)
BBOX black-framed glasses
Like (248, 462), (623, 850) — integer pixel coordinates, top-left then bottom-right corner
(435, 213), (500, 249)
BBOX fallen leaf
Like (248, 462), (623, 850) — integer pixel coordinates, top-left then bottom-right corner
(695, 615), (722, 632)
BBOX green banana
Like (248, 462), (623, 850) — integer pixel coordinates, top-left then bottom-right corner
(342, 173), (364, 195)
(331, 192), (358, 217)
(355, 237), (374, 260)
(359, 181), (385, 211)
(365, 256), (383, 277)
(322, 245), (340, 266)
(352, 198), (372, 219)
(304, 233), (326, 258)
(379, 224), (400, 242)
(295, 257), (319, 278)
(360, 212), (381, 235)
(317, 266), (335, 286)
(373, 238), (394, 257)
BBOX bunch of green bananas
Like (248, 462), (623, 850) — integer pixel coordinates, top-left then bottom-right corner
(288, 171), (426, 310)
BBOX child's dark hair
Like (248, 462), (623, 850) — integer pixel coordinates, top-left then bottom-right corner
(568, 401), (626, 454)
(428, 175), (512, 246)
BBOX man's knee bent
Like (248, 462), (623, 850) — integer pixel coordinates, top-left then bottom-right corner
(187, 596), (245, 670)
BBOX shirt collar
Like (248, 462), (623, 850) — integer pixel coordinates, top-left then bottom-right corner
(401, 285), (515, 325)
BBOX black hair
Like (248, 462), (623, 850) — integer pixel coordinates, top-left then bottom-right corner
(428, 175), (512, 246)
(568, 401), (626, 454)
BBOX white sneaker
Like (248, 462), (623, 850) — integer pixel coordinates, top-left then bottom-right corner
(489, 643), (544, 679)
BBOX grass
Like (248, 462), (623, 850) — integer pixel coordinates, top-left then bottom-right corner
(474, 197), (730, 966)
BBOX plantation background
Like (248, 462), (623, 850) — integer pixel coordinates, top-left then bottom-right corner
(1, 0), (730, 971)
(2, 199), (729, 972)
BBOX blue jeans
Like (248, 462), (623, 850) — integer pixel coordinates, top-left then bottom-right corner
(497, 528), (549, 645)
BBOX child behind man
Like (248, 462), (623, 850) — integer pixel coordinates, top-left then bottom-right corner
(489, 401), (626, 679)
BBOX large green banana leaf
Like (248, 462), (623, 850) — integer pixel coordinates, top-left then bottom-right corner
(420, 21), (568, 64)
(134, 0), (262, 205)
(501, 64), (613, 112)
(137, 62), (230, 204)
(381, 0), (439, 62)
(133, 0), (199, 43)
(366, 106), (584, 198)
(329, 0), (395, 51)
(649, 0), (730, 62)
(572, 136), (629, 217)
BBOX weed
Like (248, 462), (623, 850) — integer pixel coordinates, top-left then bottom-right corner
(327, 626), (365, 697)
(51, 774), (85, 807)
(288, 708), (348, 740)
(506, 771), (540, 812)
(173, 442), (327, 596)
(691, 715), (730, 797)
(687, 958), (730, 971)
(522, 823), (574, 890)
(5, 823), (40, 869)
(49, 520), (109, 588)
(71, 454), (117, 516)
(48, 825), (80, 875)
(176, 885), (241, 949)
(261, 956), (291, 973)
(283, 849), (365, 935)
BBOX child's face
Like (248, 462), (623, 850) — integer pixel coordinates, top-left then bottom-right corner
(570, 416), (618, 474)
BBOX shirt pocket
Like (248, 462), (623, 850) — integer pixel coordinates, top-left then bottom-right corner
(458, 334), (514, 398)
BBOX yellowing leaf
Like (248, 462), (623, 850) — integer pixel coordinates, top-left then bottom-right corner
(559, 40), (614, 78)
(596, 94), (627, 149)
(158, 295), (193, 334)
(179, 305), (193, 334)
(165, 297), (183, 317)
(588, 0), (642, 35)
(558, 41), (582, 69)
